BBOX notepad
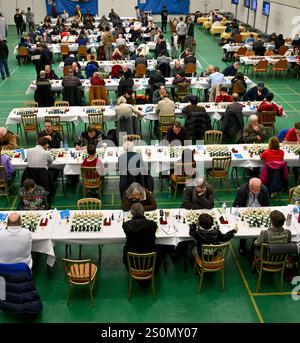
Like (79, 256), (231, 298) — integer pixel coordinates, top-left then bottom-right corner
(0, 213), (8, 221)
(60, 209), (70, 219)
(234, 153), (243, 159)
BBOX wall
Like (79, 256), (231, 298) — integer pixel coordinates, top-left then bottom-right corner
(221, 0), (300, 37)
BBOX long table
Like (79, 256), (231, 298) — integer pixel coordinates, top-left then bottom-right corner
(240, 55), (298, 66)
(4, 143), (300, 176)
(1, 206), (299, 266)
(25, 75), (255, 95)
(222, 43), (293, 53)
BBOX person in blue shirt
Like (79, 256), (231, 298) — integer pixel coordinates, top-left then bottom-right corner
(244, 34), (256, 45)
(76, 34), (88, 46)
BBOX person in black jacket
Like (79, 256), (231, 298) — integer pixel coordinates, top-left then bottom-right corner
(182, 177), (214, 209)
(14, 8), (24, 35)
(160, 6), (168, 33)
(75, 126), (107, 149)
(233, 178), (270, 255)
(222, 62), (241, 77)
(148, 70), (165, 102)
(189, 213), (237, 257)
(221, 93), (244, 143)
(243, 82), (269, 102)
(186, 17), (194, 49)
(34, 70), (54, 107)
(122, 202), (158, 272)
(166, 121), (190, 144)
(0, 38), (9, 80)
(38, 120), (62, 149)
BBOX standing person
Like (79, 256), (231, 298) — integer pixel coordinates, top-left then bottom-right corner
(51, 1), (57, 18)
(186, 17), (194, 49)
(134, 6), (141, 21)
(14, 8), (24, 35)
(0, 38), (10, 80)
(0, 13), (8, 41)
(21, 10), (27, 33)
(26, 7), (35, 32)
(176, 17), (187, 53)
(161, 5), (168, 33)
(102, 26), (114, 60)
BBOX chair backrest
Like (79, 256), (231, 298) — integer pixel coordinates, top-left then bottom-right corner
(264, 50), (274, 56)
(91, 99), (106, 106)
(233, 34), (242, 43)
(204, 130), (223, 144)
(63, 65), (71, 76)
(159, 114), (176, 128)
(260, 243), (288, 268)
(55, 100), (69, 107)
(89, 85), (108, 105)
(200, 242), (230, 269)
(80, 166), (101, 186)
(260, 111), (276, 127)
(127, 252), (156, 279)
(274, 58), (288, 70)
(18, 46), (29, 56)
(23, 101), (38, 108)
(256, 60), (269, 70)
(211, 156), (232, 174)
(60, 44), (69, 55)
(236, 47), (247, 56)
(278, 45), (289, 55)
(288, 187), (296, 204)
(78, 45), (88, 58)
(62, 258), (94, 285)
(0, 165), (8, 187)
(135, 63), (147, 77)
(175, 83), (191, 101)
(77, 198), (102, 210)
(173, 161), (196, 182)
(245, 50), (255, 56)
(184, 63), (196, 74)
(21, 113), (38, 129)
(88, 112), (104, 131)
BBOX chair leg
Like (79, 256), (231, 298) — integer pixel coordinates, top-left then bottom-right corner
(128, 276), (132, 301)
(198, 271), (204, 293)
(256, 268), (263, 292)
(151, 277), (156, 301)
(89, 285), (95, 307)
(280, 267), (285, 292)
(173, 183), (177, 200)
(221, 269), (225, 290)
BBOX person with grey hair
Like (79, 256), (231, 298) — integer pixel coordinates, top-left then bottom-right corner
(0, 213), (33, 268)
(243, 114), (267, 144)
(34, 70), (54, 107)
(122, 202), (158, 271)
(122, 182), (156, 212)
(181, 177), (214, 209)
(222, 61), (241, 77)
(0, 127), (19, 149)
(115, 96), (142, 119)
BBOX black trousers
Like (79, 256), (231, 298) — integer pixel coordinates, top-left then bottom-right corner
(161, 20), (167, 32)
(178, 35), (186, 53)
(16, 24), (23, 35)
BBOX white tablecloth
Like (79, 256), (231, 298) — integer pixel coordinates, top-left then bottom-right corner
(240, 55), (298, 65)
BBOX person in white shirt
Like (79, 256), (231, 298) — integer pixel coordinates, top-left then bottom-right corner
(0, 213), (32, 268)
(176, 16), (187, 53)
(26, 137), (53, 170)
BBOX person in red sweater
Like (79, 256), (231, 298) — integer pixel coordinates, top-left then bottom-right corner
(260, 136), (284, 162)
(257, 92), (282, 121)
(215, 87), (233, 103)
(90, 72), (105, 86)
(81, 144), (104, 175)
(285, 122), (300, 143)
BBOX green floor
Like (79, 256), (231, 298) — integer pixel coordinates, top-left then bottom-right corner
(1, 24), (300, 323)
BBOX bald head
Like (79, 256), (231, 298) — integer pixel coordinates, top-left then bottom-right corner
(7, 213), (21, 227)
(0, 127), (7, 139)
(71, 62), (77, 71)
(249, 178), (262, 195)
(39, 70), (46, 78)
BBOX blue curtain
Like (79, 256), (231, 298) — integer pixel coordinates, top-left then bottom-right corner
(138, 0), (190, 15)
(45, 0), (98, 16)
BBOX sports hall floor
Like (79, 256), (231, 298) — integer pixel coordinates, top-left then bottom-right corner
(0, 23), (300, 323)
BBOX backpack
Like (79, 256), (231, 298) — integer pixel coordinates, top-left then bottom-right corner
(85, 63), (98, 79)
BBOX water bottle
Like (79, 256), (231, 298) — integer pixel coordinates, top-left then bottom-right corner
(63, 138), (68, 151)
(222, 202), (227, 215)
(234, 205), (239, 218)
(110, 99), (114, 109)
(293, 202), (299, 218)
(60, 141), (64, 150)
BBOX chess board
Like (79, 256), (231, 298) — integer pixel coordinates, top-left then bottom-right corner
(21, 213), (41, 232)
(247, 144), (267, 156)
(126, 210), (158, 222)
(71, 212), (103, 232)
(1, 150), (22, 159)
(241, 209), (271, 228)
(168, 146), (184, 158)
(286, 145), (300, 155)
(50, 149), (67, 158)
(184, 210), (219, 227)
(70, 147), (106, 160)
(205, 145), (231, 157)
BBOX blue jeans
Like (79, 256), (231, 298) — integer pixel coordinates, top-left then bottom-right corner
(0, 58), (9, 79)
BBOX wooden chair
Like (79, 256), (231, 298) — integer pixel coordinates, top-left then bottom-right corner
(253, 60), (269, 79)
(135, 63), (147, 78)
(278, 45), (289, 56)
(194, 242), (230, 292)
(159, 114), (176, 140)
(233, 34), (243, 43)
(170, 162), (196, 199)
(175, 83), (191, 102)
(260, 111), (276, 136)
(288, 187), (296, 204)
(88, 112), (104, 131)
(89, 85), (108, 105)
(17, 46), (29, 65)
(21, 113), (39, 145)
(80, 166), (103, 198)
(0, 166), (10, 205)
(204, 130), (223, 144)
(206, 156), (232, 186)
(78, 45), (88, 60)
(251, 243), (289, 292)
(77, 198), (102, 261)
(55, 100), (69, 107)
(44, 115), (64, 139)
(127, 252), (157, 301)
(264, 50), (274, 56)
(245, 50), (255, 56)
(184, 63), (196, 76)
(23, 101), (38, 108)
(234, 46), (247, 61)
(60, 44), (69, 61)
(91, 99), (106, 107)
(122, 134), (141, 144)
(272, 59), (288, 79)
(62, 258), (98, 306)
(63, 65), (71, 76)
